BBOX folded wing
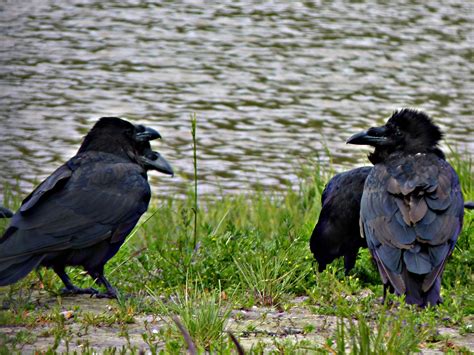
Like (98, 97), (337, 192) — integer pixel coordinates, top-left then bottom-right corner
(0, 152), (151, 263)
(361, 154), (463, 295)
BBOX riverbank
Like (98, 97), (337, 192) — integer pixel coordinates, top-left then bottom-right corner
(1, 153), (472, 353)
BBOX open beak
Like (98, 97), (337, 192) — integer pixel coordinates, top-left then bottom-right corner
(141, 151), (174, 176)
(135, 125), (162, 142)
(346, 126), (388, 146)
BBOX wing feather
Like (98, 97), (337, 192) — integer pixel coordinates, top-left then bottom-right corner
(0, 152), (150, 260)
(20, 164), (72, 214)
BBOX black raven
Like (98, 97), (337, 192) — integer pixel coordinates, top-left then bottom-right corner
(347, 109), (464, 307)
(0, 117), (173, 298)
(310, 166), (371, 274)
(0, 207), (13, 219)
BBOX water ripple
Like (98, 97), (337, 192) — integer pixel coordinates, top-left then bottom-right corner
(0, 1), (472, 200)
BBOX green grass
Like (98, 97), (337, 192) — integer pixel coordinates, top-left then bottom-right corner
(147, 279), (232, 352)
(332, 308), (427, 354)
(0, 142), (472, 353)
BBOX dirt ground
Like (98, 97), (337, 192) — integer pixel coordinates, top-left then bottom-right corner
(1, 294), (473, 353)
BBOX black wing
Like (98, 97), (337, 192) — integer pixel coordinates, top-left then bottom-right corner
(360, 153), (464, 294)
(0, 152), (151, 261)
(310, 166), (371, 270)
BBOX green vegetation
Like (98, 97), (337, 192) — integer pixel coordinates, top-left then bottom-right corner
(0, 137), (472, 353)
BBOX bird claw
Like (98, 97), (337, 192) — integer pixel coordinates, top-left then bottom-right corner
(90, 291), (117, 299)
(61, 287), (99, 296)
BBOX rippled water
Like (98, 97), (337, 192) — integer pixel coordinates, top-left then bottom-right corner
(0, 1), (472, 200)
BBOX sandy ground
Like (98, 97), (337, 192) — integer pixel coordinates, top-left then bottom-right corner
(1, 294), (473, 353)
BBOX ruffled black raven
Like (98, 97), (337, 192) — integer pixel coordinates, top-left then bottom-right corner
(347, 109), (464, 307)
(0, 117), (173, 298)
(310, 166), (370, 274)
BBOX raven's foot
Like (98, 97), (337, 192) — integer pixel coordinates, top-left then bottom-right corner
(61, 286), (99, 296)
(91, 291), (118, 299)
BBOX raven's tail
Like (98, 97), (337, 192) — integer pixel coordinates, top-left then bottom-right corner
(403, 270), (442, 308)
(0, 254), (44, 286)
(0, 226), (48, 286)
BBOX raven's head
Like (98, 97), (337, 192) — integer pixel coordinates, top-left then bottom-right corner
(78, 117), (173, 175)
(78, 117), (160, 153)
(346, 109), (444, 164)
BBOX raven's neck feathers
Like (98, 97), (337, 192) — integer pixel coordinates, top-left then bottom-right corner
(368, 147), (445, 165)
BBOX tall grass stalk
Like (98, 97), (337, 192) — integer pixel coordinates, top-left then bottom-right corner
(190, 112), (198, 250)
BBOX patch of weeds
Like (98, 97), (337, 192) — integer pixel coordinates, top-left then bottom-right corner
(0, 309), (35, 328)
(306, 265), (378, 318)
(332, 309), (426, 354)
(0, 330), (36, 353)
(460, 322), (473, 335)
(0, 284), (37, 320)
(42, 342), (143, 354)
(234, 238), (309, 306)
(81, 312), (116, 328)
(148, 279), (232, 351)
(250, 338), (326, 353)
(80, 304), (135, 329)
(302, 323), (315, 334)
(31, 308), (75, 353)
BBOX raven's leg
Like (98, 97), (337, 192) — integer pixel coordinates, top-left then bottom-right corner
(317, 260), (327, 273)
(382, 283), (389, 304)
(382, 283), (395, 304)
(89, 268), (118, 299)
(343, 248), (359, 275)
(53, 266), (99, 295)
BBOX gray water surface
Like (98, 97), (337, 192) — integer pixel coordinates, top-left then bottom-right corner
(1, 1), (473, 199)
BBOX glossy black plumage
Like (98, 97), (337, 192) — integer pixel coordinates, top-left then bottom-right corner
(347, 109), (464, 307)
(0, 117), (173, 297)
(310, 166), (370, 274)
(0, 207), (13, 218)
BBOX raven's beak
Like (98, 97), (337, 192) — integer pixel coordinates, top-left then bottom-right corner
(346, 126), (388, 146)
(141, 151), (174, 176)
(135, 125), (162, 142)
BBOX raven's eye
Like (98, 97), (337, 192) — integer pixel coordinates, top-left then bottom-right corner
(146, 152), (158, 161)
(395, 128), (403, 137)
